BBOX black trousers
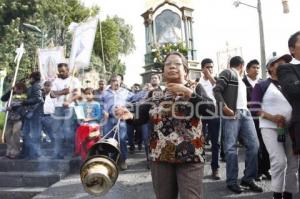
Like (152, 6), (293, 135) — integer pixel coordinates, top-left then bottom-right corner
(254, 119), (270, 176)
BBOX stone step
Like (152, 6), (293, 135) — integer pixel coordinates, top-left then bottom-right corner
(69, 157), (82, 174)
(0, 143), (74, 157)
(0, 171), (65, 187)
(0, 149), (5, 156)
(0, 187), (46, 199)
(0, 143), (6, 151)
(0, 159), (71, 172)
(0, 142), (73, 149)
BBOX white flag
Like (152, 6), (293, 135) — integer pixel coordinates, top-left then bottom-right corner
(37, 46), (65, 81)
(14, 43), (25, 64)
(69, 16), (99, 70)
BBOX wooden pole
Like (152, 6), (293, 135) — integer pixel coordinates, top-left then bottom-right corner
(1, 43), (24, 143)
(99, 16), (106, 74)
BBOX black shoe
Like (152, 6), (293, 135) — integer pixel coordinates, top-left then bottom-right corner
(263, 172), (271, 180)
(146, 160), (150, 170)
(283, 192), (292, 199)
(240, 180), (263, 192)
(273, 192), (283, 199)
(138, 144), (142, 151)
(220, 154), (226, 162)
(255, 174), (263, 182)
(227, 184), (243, 194)
(212, 169), (221, 180)
(129, 145), (135, 154)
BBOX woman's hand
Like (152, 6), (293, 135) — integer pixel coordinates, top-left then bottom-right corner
(166, 83), (193, 98)
(114, 106), (133, 120)
(271, 114), (286, 125)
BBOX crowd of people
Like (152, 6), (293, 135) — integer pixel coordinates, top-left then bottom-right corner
(1, 31), (300, 199)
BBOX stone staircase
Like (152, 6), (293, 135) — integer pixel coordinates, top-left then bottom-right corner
(0, 143), (81, 199)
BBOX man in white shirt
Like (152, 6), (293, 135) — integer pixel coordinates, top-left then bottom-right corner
(93, 79), (106, 103)
(41, 81), (55, 143)
(200, 58), (220, 180)
(51, 63), (81, 159)
(214, 56), (262, 194)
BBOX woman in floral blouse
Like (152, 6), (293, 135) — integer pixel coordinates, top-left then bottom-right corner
(115, 52), (214, 199)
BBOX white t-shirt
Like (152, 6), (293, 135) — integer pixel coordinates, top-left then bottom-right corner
(43, 94), (55, 114)
(246, 76), (259, 88)
(52, 77), (81, 107)
(260, 83), (292, 129)
(199, 77), (216, 105)
(233, 69), (248, 110)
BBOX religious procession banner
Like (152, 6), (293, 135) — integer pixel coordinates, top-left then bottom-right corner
(37, 46), (65, 81)
(68, 16), (98, 70)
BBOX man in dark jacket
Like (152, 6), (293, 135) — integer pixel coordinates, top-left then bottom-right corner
(213, 56), (262, 194)
(243, 59), (270, 181)
(243, 59), (261, 102)
(278, 31), (300, 155)
(21, 71), (44, 159)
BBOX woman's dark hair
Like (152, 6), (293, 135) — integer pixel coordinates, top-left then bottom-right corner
(29, 71), (41, 82)
(163, 51), (189, 74)
(288, 31), (300, 57)
(229, 56), (244, 68)
(246, 59), (259, 70)
(201, 58), (213, 68)
(83, 87), (94, 94)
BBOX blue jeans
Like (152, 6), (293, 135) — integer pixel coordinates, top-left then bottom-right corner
(127, 124), (142, 147)
(41, 115), (54, 142)
(52, 107), (76, 156)
(23, 110), (42, 158)
(202, 118), (220, 171)
(141, 123), (151, 159)
(222, 109), (259, 186)
(103, 117), (128, 160)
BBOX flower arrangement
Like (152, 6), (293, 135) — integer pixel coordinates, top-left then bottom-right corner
(151, 42), (188, 70)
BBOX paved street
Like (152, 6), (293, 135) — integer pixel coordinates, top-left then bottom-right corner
(34, 147), (300, 199)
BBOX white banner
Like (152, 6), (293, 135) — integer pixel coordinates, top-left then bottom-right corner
(37, 46), (65, 81)
(68, 16), (98, 70)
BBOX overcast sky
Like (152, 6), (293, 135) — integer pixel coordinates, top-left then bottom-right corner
(83, 0), (300, 86)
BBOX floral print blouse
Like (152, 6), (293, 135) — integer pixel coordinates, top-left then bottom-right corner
(130, 84), (214, 164)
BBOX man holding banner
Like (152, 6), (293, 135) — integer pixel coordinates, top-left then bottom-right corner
(51, 63), (81, 159)
(49, 16), (98, 159)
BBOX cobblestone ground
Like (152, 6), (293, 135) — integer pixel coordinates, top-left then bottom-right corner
(34, 147), (300, 199)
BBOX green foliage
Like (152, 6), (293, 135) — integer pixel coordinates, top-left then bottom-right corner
(151, 42), (188, 70)
(0, 0), (135, 82)
(0, 0), (99, 83)
(0, 18), (32, 82)
(94, 15), (135, 75)
(0, 0), (37, 37)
